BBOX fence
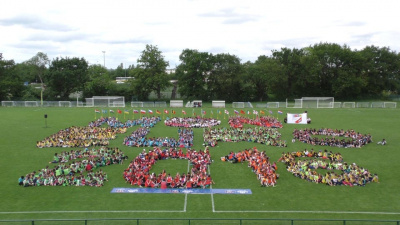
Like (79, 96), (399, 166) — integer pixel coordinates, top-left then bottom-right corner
(1, 101), (398, 109)
(0, 218), (399, 225)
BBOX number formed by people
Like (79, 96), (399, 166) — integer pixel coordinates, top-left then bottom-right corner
(25, 116), (378, 188)
(221, 147), (278, 187)
(19, 147), (128, 187)
(292, 128), (373, 148)
(278, 149), (379, 186)
(123, 147), (214, 189)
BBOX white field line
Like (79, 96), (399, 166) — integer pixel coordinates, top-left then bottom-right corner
(213, 210), (400, 215)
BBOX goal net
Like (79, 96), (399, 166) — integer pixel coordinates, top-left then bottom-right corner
(286, 99), (303, 108)
(212, 100), (225, 108)
(371, 102), (384, 108)
(155, 101), (167, 107)
(1, 101), (15, 107)
(342, 102), (355, 108)
(356, 102), (370, 108)
(245, 102), (253, 108)
(131, 102), (144, 107)
(170, 100), (183, 107)
(25, 101), (39, 107)
(86, 96), (125, 108)
(383, 102), (397, 108)
(302, 97), (334, 108)
(232, 102), (245, 108)
(266, 102), (279, 108)
(59, 101), (71, 107)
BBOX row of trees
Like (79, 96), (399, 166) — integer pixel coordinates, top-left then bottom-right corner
(1, 43), (399, 102)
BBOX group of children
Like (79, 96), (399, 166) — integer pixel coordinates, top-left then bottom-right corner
(203, 127), (286, 147)
(228, 116), (283, 128)
(278, 149), (379, 186)
(164, 117), (221, 128)
(292, 128), (373, 148)
(19, 147), (127, 187)
(123, 147), (214, 189)
(123, 128), (194, 148)
(221, 147), (278, 187)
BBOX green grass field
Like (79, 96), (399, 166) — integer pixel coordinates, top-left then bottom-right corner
(0, 106), (399, 223)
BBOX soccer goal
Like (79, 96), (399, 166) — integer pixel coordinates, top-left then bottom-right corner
(59, 101), (71, 107)
(170, 100), (183, 107)
(356, 102), (370, 108)
(232, 102), (245, 108)
(155, 101), (167, 107)
(266, 102), (279, 108)
(301, 97), (334, 108)
(25, 101), (39, 107)
(86, 96), (125, 107)
(1, 101), (15, 107)
(131, 102), (144, 107)
(333, 102), (342, 108)
(286, 99), (303, 108)
(371, 102), (384, 108)
(245, 102), (253, 108)
(143, 102), (155, 107)
(383, 102), (397, 108)
(212, 100), (225, 108)
(342, 102), (355, 108)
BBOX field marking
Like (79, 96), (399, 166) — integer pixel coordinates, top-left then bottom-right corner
(213, 210), (400, 215)
(209, 166), (216, 212)
(0, 210), (185, 214)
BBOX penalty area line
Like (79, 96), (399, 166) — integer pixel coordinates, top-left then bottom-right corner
(213, 210), (400, 215)
(0, 210), (186, 214)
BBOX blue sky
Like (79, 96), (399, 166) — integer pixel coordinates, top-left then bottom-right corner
(1, 0), (399, 69)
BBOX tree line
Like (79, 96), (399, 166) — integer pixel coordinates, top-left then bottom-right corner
(0, 43), (399, 102)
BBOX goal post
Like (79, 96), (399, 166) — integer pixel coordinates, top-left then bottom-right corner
(212, 100), (225, 108)
(86, 96), (125, 107)
(342, 102), (355, 108)
(383, 102), (397, 108)
(1, 101), (15, 107)
(302, 97), (334, 108)
(170, 100), (183, 107)
(232, 102), (245, 108)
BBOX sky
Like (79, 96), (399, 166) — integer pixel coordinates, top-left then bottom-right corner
(1, 0), (399, 69)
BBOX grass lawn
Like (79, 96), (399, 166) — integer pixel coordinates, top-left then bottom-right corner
(0, 106), (399, 223)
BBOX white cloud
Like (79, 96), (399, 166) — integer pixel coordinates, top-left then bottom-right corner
(1, 0), (399, 68)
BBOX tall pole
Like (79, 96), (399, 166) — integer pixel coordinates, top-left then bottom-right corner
(102, 51), (106, 67)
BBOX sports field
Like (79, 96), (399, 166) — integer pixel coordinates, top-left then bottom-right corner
(0, 106), (399, 223)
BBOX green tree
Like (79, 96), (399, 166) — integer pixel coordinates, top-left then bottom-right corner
(45, 57), (89, 100)
(176, 49), (213, 100)
(360, 45), (400, 97)
(133, 44), (170, 100)
(208, 53), (244, 102)
(83, 64), (112, 98)
(0, 58), (25, 100)
(244, 56), (282, 101)
(23, 52), (50, 104)
(271, 47), (306, 98)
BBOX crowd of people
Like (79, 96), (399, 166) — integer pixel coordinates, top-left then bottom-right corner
(228, 116), (283, 128)
(36, 126), (122, 148)
(203, 127), (286, 147)
(123, 147), (214, 189)
(89, 116), (161, 129)
(278, 149), (379, 186)
(164, 117), (221, 128)
(292, 128), (373, 148)
(123, 128), (194, 148)
(221, 147), (278, 187)
(19, 147), (127, 187)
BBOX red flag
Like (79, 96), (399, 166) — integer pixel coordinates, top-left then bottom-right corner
(164, 109), (169, 114)
(182, 110), (187, 115)
(172, 110), (176, 114)
(240, 110), (245, 114)
(140, 110), (146, 114)
(117, 109), (122, 114)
